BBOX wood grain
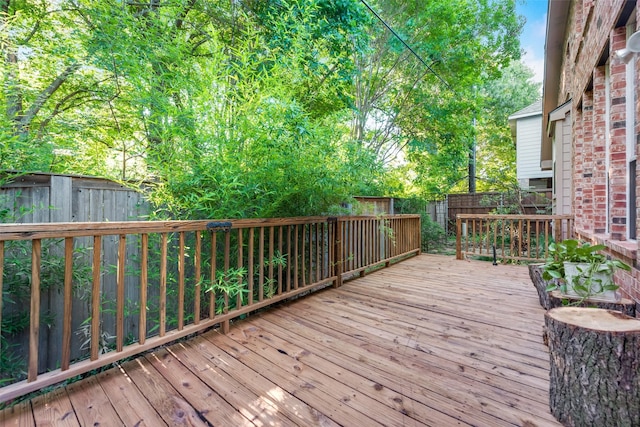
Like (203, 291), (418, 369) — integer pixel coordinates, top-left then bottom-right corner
(0, 254), (560, 426)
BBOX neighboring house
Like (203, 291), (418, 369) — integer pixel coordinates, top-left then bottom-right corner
(508, 99), (553, 191)
(542, 0), (639, 305)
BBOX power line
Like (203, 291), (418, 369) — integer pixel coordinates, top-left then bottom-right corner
(359, 0), (452, 90)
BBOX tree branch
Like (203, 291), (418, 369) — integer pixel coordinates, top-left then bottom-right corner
(18, 61), (83, 132)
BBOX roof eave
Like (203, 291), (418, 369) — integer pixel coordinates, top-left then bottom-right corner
(541, 0), (570, 167)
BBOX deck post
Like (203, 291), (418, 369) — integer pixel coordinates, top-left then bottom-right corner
(455, 216), (462, 260)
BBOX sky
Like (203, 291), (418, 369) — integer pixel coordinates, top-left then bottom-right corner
(516, 0), (549, 83)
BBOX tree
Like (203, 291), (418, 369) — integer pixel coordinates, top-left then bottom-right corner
(1, 0), (534, 217)
(348, 0), (525, 197)
(474, 61), (541, 191)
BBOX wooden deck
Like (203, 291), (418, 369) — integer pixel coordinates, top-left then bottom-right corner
(1, 254), (560, 426)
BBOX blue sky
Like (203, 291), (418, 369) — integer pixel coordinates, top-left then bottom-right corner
(516, 0), (548, 83)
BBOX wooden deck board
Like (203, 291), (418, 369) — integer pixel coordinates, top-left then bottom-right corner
(0, 255), (561, 426)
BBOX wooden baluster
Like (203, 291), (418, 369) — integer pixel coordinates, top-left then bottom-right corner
(236, 229), (243, 309)
(222, 231), (231, 334)
(117, 234), (126, 351)
(369, 219), (374, 264)
(91, 236), (101, 361)
(139, 234), (148, 343)
(286, 225), (292, 291)
(485, 220), (491, 255)
(353, 220), (357, 269)
(374, 219), (379, 262)
(358, 220), (363, 269)
(472, 219), (477, 254)
(335, 219), (343, 288)
(278, 226), (284, 294)
(307, 224), (312, 285)
(302, 225), (307, 286)
(315, 223), (320, 283)
(536, 220), (540, 259)
(248, 228), (254, 305)
(363, 219), (367, 267)
(177, 232), (185, 331)
(294, 225), (299, 290)
(269, 226), (274, 294)
(209, 232), (217, 319)
(28, 239), (41, 382)
(501, 220), (507, 261)
(363, 219), (370, 277)
(159, 233), (168, 337)
(194, 231), (201, 325)
(259, 227), (264, 300)
(456, 217), (462, 260)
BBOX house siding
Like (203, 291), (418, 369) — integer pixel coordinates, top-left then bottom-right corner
(516, 115), (553, 183)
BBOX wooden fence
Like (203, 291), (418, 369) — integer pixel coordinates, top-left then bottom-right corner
(455, 214), (574, 263)
(0, 172), (148, 223)
(0, 214), (421, 403)
(447, 191), (552, 225)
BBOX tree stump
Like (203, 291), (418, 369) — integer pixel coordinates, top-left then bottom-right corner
(545, 307), (640, 426)
(529, 264), (552, 309)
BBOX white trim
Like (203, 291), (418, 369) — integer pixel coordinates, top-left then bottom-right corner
(549, 100), (572, 122)
(508, 111), (542, 121)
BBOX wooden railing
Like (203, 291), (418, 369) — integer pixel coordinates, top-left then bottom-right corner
(456, 214), (574, 263)
(0, 214), (420, 403)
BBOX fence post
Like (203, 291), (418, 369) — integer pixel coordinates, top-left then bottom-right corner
(456, 216), (462, 260)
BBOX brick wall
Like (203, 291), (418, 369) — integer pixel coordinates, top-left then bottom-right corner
(555, 1), (640, 309)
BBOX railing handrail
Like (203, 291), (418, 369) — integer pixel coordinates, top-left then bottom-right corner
(0, 214), (421, 404)
(456, 214), (572, 220)
(0, 214), (420, 241)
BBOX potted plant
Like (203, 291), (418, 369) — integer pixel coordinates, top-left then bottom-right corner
(542, 239), (631, 301)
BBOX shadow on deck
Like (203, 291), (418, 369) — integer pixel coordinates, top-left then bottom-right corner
(1, 254), (560, 426)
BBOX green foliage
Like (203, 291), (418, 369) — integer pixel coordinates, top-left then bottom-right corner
(2, 0), (529, 214)
(480, 184), (552, 215)
(542, 240), (631, 298)
(420, 213), (445, 252)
